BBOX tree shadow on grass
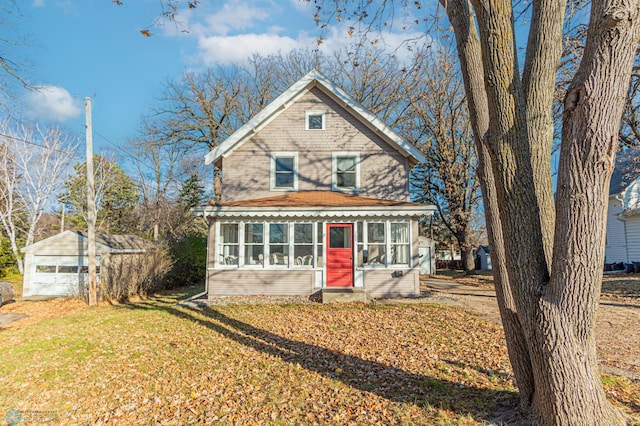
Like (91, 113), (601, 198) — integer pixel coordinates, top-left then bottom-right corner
(117, 300), (518, 421)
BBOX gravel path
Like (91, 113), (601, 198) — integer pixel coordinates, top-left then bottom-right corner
(420, 279), (640, 381)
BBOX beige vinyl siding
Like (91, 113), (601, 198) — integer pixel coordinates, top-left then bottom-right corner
(208, 270), (314, 296)
(364, 269), (419, 297)
(222, 88), (409, 202)
(605, 197), (628, 263)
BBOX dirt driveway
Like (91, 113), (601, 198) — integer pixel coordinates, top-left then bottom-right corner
(420, 278), (640, 380)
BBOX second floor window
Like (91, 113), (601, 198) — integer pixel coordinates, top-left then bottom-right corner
(271, 152), (298, 191)
(333, 152), (360, 191)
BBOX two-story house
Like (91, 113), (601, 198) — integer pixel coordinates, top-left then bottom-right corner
(195, 70), (434, 300)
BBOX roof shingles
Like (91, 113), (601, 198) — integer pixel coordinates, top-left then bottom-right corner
(210, 191), (420, 208)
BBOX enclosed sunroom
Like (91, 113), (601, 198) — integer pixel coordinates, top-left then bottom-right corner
(195, 191), (432, 298)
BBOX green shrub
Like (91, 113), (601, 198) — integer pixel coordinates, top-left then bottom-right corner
(166, 235), (207, 288)
(0, 237), (19, 278)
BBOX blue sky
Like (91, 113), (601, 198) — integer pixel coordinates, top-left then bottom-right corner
(6, 0), (417, 156)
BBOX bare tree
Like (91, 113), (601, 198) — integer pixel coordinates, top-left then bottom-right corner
(0, 118), (78, 272)
(408, 46), (481, 272)
(315, 0), (640, 423)
(0, 1), (31, 99)
(129, 121), (208, 241)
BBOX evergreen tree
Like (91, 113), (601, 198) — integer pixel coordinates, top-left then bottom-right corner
(178, 172), (205, 210)
(60, 155), (139, 234)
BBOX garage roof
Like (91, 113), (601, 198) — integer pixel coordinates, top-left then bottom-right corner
(22, 231), (155, 254)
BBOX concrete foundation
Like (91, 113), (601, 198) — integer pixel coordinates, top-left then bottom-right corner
(321, 287), (370, 303)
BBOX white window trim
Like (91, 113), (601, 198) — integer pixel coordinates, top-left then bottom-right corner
(305, 110), (326, 130)
(243, 222), (265, 268)
(291, 223), (315, 269)
(211, 219), (412, 271)
(270, 152), (298, 191)
(215, 221), (239, 269)
(389, 221), (411, 267)
(268, 222), (291, 268)
(332, 152), (360, 192)
(354, 220), (412, 270)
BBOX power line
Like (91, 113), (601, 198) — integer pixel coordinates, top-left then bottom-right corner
(93, 129), (160, 176)
(0, 132), (81, 157)
(92, 128), (177, 193)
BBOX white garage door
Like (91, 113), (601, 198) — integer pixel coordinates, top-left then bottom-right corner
(31, 255), (101, 296)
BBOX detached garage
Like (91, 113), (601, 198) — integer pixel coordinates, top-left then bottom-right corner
(21, 231), (155, 297)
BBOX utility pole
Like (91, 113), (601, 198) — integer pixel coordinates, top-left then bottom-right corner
(85, 97), (97, 306)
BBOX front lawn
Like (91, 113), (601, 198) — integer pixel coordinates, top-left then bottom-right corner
(1, 288), (638, 424)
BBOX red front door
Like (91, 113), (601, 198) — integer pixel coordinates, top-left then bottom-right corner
(326, 224), (354, 287)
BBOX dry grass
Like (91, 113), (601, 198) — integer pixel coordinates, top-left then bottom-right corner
(0, 286), (638, 424)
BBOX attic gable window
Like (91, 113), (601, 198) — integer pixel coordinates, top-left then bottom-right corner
(270, 152), (298, 191)
(305, 111), (325, 130)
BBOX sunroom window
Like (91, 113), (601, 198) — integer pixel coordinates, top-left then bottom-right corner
(367, 222), (386, 265)
(390, 223), (410, 265)
(215, 221), (410, 269)
(293, 223), (313, 266)
(316, 223), (324, 267)
(219, 223), (239, 265)
(269, 223), (289, 266)
(244, 223), (264, 265)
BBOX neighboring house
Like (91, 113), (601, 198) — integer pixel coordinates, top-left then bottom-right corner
(195, 70), (434, 299)
(21, 230), (155, 296)
(475, 245), (492, 271)
(436, 248), (462, 261)
(418, 236), (436, 275)
(605, 149), (640, 264)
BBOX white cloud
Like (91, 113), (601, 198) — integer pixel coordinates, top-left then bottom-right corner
(314, 23), (428, 63)
(24, 85), (82, 122)
(197, 33), (312, 65)
(32, 0), (45, 7)
(169, 0), (429, 67)
(198, 1), (271, 36)
(290, 0), (312, 13)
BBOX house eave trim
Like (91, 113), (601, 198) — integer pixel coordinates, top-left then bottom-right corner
(193, 205), (435, 219)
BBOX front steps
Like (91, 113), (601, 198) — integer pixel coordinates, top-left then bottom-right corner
(321, 287), (370, 303)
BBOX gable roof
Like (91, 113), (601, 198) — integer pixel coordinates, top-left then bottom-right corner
(212, 191), (421, 208)
(22, 230), (155, 254)
(204, 69), (425, 167)
(477, 245), (490, 254)
(610, 147), (640, 195)
(88, 233), (156, 252)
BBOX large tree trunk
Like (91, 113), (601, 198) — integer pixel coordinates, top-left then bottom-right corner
(521, 0), (566, 265)
(442, 0), (536, 406)
(445, 0), (640, 424)
(526, 3), (640, 423)
(455, 227), (476, 273)
(460, 241), (475, 273)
